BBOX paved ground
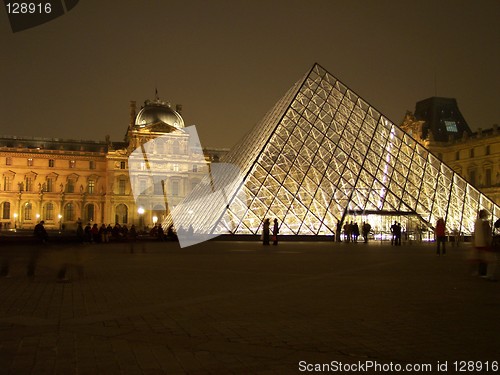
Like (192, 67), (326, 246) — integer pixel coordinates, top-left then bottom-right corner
(0, 239), (498, 374)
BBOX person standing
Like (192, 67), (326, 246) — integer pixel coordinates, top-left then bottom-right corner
(473, 210), (495, 280)
(362, 222), (371, 243)
(435, 218), (446, 256)
(272, 218), (279, 245)
(262, 219), (270, 245)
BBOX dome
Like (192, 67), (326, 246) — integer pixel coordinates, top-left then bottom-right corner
(135, 99), (184, 130)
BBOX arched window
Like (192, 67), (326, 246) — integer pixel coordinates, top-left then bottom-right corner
(64, 203), (75, 221)
(43, 202), (54, 221)
(2, 202), (10, 219)
(115, 204), (128, 224)
(86, 204), (95, 222)
(24, 202), (33, 221)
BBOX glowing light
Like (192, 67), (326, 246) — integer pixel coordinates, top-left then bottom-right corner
(137, 207), (145, 215)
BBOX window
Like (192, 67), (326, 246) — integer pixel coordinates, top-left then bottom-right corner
(88, 180), (95, 194)
(470, 148), (474, 158)
(172, 141), (180, 155)
(118, 179), (126, 195)
(86, 204), (95, 222)
(120, 161), (126, 169)
(485, 169), (492, 186)
(64, 203), (75, 221)
(455, 151), (460, 161)
(3, 176), (12, 191)
(46, 178), (54, 193)
(89, 160), (96, 170)
(49, 159), (55, 168)
(172, 164), (179, 172)
(192, 165), (198, 172)
(69, 160), (76, 168)
(486, 145), (490, 156)
(2, 202), (10, 219)
(24, 203), (33, 221)
(6, 157), (12, 166)
(469, 169), (476, 186)
(139, 179), (147, 195)
(67, 180), (75, 193)
(115, 204), (128, 224)
(154, 180), (164, 195)
(140, 162), (147, 171)
(25, 177), (33, 192)
(27, 158), (33, 166)
(172, 180), (179, 196)
(44, 203), (54, 221)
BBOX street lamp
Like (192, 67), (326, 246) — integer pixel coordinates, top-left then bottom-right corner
(138, 207), (145, 230)
(13, 213), (18, 230)
(58, 214), (63, 231)
(36, 213), (40, 221)
(152, 216), (158, 226)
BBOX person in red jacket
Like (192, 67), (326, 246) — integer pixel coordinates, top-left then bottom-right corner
(435, 218), (446, 256)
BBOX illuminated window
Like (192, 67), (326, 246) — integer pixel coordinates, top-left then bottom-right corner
(67, 180), (75, 193)
(25, 177), (33, 192)
(2, 202), (10, 219)
(445, 121), (458, 132)
(44, 203), (54, 221)
(115, 204), (128, 224)
(49, 159), (55, 168)
(64, 203), (75, 221)
(69, 160), (76, 168)
(3, 176), (12, 191)
(119, 179), (126, 195)
(88, 180), (95, 194)
(46, 178), (54, 192)
(27, 158), (33, 167)
(86, 204), (95, 222)
(24, 203), (33, 221)
(5, 157), (12, 166)
(173, 164), (179, 172)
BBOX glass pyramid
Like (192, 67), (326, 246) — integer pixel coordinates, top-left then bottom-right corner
(169, 63), (499, 238)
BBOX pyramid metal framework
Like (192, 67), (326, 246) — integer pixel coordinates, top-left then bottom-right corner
(170, 63), (499, 236)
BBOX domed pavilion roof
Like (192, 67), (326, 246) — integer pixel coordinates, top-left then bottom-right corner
(134, 98), (184, 130)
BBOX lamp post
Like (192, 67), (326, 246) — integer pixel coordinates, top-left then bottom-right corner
(58, 214), (62, 231)
(138, 207), (145, 230)
(13, 213), (17, 230)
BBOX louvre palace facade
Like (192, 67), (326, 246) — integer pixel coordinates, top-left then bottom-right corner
(0, 98), (227, 230)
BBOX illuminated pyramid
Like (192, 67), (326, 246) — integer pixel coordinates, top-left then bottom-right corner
(170, 63), (499, 238)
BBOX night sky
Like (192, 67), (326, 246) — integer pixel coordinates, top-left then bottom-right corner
(1, 0), (498, 149)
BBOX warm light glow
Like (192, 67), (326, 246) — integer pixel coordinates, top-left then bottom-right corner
(58, 214), (62, 219)
(13, 213), (18, 218)
(36, 213), (40, 219)
(137, 207), (145, 215)
(152, 216), (158, 224)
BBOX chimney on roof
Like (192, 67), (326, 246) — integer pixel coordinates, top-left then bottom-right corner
(129, 101), (136, 128)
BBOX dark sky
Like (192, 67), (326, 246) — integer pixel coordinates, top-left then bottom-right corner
(1, 0), (499, 149)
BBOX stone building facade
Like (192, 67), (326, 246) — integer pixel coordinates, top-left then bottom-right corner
(0, 98), (227, 230)
(401, 98), (499, 207)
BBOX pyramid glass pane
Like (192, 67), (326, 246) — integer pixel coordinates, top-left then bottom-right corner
(167, 63), (499, 239)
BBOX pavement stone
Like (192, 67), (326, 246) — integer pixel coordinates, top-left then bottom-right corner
(0, 239), (498, 374)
